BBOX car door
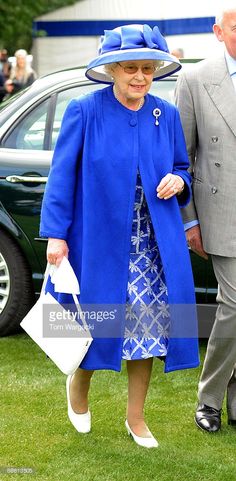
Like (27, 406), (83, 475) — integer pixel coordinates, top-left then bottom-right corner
(0, 86), (88, 270)
(0, 83), (94, 335)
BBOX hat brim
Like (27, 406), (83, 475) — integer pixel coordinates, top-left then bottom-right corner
(85, 48), (181, 84)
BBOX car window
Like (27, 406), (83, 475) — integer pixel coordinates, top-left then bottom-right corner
(150, 79), (176, 104)
(3, 98), (50, 150)
(50, 81), (175, 149)
(1, 80), (175, 152)
(51, 84), (103, 149)
(1, 85), (97, 151)
(51, 87), (84, 150)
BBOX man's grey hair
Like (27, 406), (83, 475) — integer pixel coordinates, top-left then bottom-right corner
(215, 1), (236, 26)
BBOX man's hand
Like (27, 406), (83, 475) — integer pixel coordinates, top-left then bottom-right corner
(186, 225), (208, 259)
(47, 238), (69, 266)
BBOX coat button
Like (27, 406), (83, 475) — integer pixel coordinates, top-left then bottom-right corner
(129, 118), (137, 127)
(211, 187), (217, 194)
(211, 136), (218, 142)
(215, 162), (221, 167)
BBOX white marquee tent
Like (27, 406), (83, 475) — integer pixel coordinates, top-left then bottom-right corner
(32, 0), (226, 76)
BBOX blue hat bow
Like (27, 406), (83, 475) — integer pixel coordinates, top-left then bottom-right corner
(100, 25), (169, 54)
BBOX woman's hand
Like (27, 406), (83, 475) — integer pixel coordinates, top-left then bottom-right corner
(156, 173), (184, 200)
(4, 79), (14, 93)
(46, 238), (69, 267)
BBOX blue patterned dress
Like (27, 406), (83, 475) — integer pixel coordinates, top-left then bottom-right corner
(122, 173), (170, 360)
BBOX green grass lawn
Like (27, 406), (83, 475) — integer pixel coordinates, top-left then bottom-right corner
(0, 334), (236, 481)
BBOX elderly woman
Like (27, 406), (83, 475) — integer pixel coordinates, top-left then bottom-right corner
(40, 24), (199, 448)
(4, 49), (36, 97)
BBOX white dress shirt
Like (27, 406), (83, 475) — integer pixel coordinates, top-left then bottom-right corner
(225, 50), (236, 91)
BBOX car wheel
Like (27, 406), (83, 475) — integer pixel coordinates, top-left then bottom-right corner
(0, 230), (34, 336)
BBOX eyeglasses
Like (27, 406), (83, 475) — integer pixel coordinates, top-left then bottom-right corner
(117, 63), (156, 75)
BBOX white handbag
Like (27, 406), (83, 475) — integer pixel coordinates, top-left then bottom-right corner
(20, 257), (93, 375)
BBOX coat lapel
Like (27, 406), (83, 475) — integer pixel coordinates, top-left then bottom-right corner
(203, 56), (236, 137)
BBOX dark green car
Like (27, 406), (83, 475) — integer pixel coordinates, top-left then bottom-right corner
(0, 66), (217, 336)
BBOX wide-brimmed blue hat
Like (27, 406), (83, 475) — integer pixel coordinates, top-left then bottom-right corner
(85, 24), (181, 84)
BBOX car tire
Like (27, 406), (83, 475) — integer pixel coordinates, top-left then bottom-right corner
(0, 230), (34, 336)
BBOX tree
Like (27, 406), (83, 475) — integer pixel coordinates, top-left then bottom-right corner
(0, 0), (80, 54)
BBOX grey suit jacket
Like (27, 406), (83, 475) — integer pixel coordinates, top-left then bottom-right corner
(175, 55), (236, 256)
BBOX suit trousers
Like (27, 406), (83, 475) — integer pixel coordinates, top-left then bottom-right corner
(198, 255), (236, 418)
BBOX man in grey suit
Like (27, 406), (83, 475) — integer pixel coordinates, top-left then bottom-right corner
(175, 2), (236, 432)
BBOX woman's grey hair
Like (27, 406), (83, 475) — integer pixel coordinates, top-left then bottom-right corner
(104, 60), (162, 77)
(215, 1), (236, 26)
(104, 63), (118, 76)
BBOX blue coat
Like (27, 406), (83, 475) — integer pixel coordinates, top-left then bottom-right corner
(40, 85), (199, 373)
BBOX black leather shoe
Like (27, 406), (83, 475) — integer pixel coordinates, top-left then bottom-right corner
(195, 404), (221, 432)
(228, 419), (236, 426)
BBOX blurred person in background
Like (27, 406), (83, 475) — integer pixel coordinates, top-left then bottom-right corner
(175, 1), (236, 433)
(0, 48), (11, 81)
(0, 70), (5, 103)
(171, 48), (184, 59)
(4, 49), (36, 98)
(0, 49), (11, 102)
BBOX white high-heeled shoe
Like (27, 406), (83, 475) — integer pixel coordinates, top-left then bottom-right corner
(125, 420), (159, 448)
(66, 375), (91, 433)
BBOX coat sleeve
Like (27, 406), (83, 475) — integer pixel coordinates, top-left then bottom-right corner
(175, 73), (198, 221)
(171, 105), (192, 208)
(40, 99), (84, 239)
